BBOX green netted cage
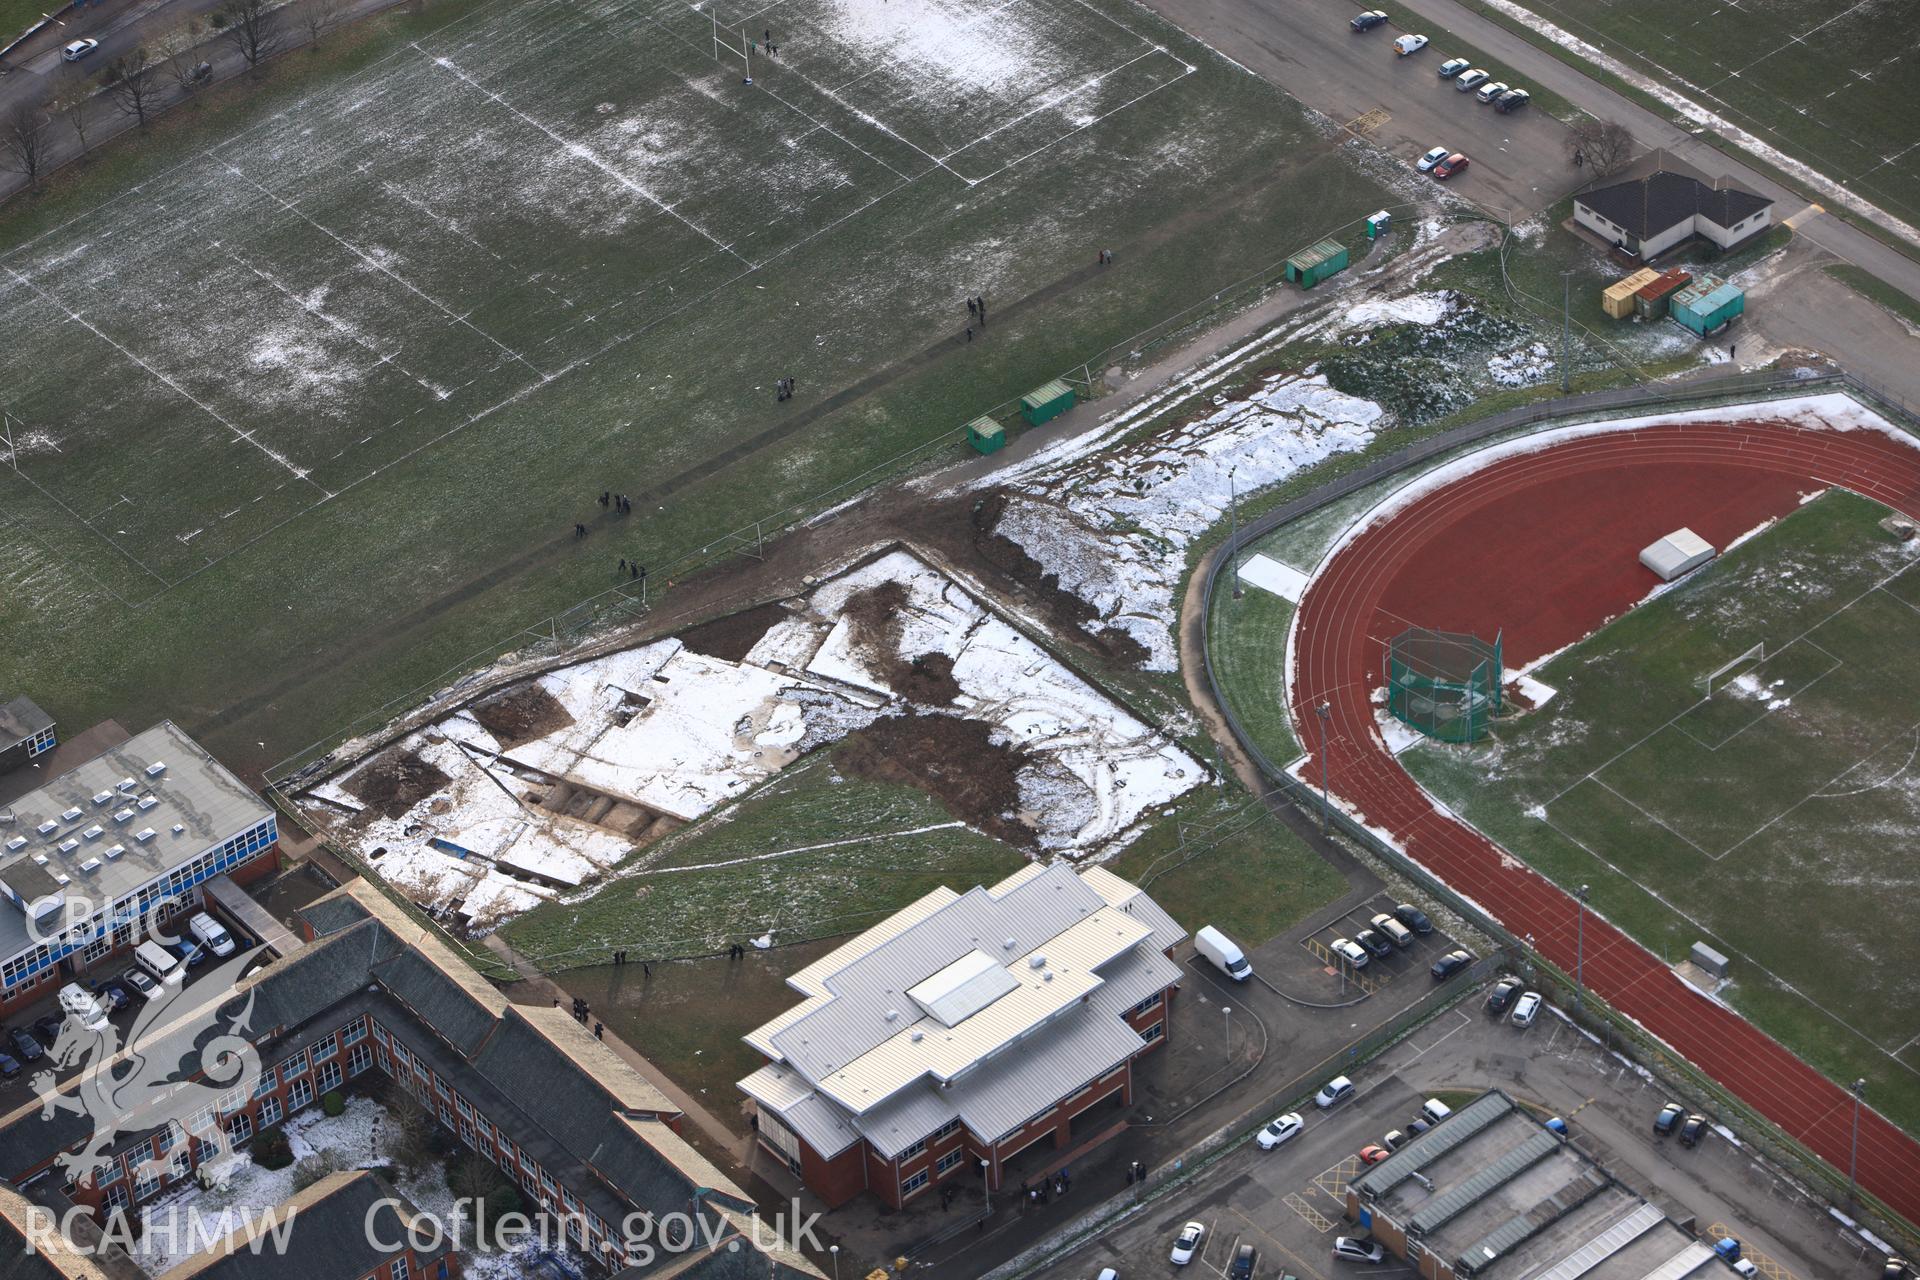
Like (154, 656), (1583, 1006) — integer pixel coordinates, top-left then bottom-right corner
(1386, 626), (1503, 744)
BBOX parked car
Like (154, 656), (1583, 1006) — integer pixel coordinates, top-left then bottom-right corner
(1370, 914), (1414, 948)
(1228, 1243), (1258, 1280)
(120, 966), (162, 1002)
(1475, 80), (1510, 103)
(1406, 1118), (1432, 1138)
(1679, 1114), (1709, 1147)
(1171, 1222), (1205, 1266)
(1196, 925), (1253, 982)
(1096, 1269), (1118, 1280)
(1332, 1237), (1386, 1264)
(1350, 10), (1388, 31)
(94, 982), (130, 1013)
(1421, 1098), (1453, 1125)
(0, 1050), (19, 1078)
(169, 939), (208, 969)
(1493, 88), (1530, 113)
(61, 38), (98, 61)
(1315, 1076), (1355, 1108)
(1416, 145), (1450, 172)
(6, 1027), (43, 1063)
(1455, 68), (1490, 92)
(1486, 978), (1521, 1015)
(1395, 903), (1434, 934)
(31, 1015), (64, 1046)
(1258, 1112), (1304, 1149)
(1715, 1238), (1758, 1278)
(1430, 948), (1473, 978)
(1437, 57), (1470, 77)
(1331, 938), (1371, 969)
(1355, 929), (1392, 959)
(1654, 1102), (1684, 1136)
(1393, 33), (1428, 55)
(1510, 991), (1542, 1026)
(1884, 1258), (1913, 1280)
(1358, 1144), (1390, 1166)
(1382, 1128), (1408, 1151)
(1433, 153), (1470, 180)
(188, 912), (238, 958)
(1545, 1117), (1568, 1137)
(59, 982), (109, 1033)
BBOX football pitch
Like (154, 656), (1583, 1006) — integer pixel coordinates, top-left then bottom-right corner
(1407, 490), (1920, 1122)
(0, 0), (1397, 770)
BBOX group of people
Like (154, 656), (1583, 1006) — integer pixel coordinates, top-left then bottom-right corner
(601, 491), (633, 514)
(965, 294), (989, 342)
(610, 949), (649, 976)
(775, 376), (798, 401)
(1021, 1167), (1071, 1208)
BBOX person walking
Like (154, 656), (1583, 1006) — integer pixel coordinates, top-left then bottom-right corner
(593, 1021), (604, 1039)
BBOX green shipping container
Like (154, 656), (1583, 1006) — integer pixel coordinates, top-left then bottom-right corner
(1285, 239), (1349, 289)
(967, 415), (1005, 454)
(1020, 380), (1076, 427)
(1670, 273), (1745, 337)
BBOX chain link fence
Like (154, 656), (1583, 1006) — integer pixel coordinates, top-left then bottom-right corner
(1199, 365), (1920, 1258)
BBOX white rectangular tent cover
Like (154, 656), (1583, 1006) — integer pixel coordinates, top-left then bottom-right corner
(1640, 527), (1716, 581)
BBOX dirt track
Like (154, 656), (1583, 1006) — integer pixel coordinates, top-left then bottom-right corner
(1287, 416), (1920, 1226)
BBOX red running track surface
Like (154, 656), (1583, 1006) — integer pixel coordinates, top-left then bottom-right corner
(1289, 416), (1920, 1225)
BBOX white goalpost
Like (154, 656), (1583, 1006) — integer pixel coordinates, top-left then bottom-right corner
(713, 11), (752, 82)
(1702, 642), (1766, 697)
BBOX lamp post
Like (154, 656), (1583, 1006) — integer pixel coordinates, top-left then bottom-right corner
(1228, 465), (1243, 600)
(1222, 1004), (1232, 1059)
(1560, 269), (1574, 393)
(1316, 701), (1332, 833)
(980, 1157), (991, 1212)
(1575, 884), (1589, 1010)
(829, 1246), (840, 1280)
(1850, 1078), (1867, 1206)
(370, 1117), (381, 1162)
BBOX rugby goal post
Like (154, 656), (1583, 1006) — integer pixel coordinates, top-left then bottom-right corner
(713, 12), (752, 81)
(1701, 642), (1765, 697)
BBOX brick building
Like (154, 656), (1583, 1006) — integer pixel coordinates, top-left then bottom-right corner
(0, 722), (279, 1020)
(739, 862), (1185, 1209)
(0, 878), (823, 1280)
(0, 696), (57, 776)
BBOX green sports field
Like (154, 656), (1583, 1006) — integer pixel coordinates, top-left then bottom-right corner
(0, 0), (1401, 777)
(1406, 490), (1920, 1127)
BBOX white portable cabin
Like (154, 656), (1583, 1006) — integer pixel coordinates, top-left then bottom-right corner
(1640, 528), (1716, 581)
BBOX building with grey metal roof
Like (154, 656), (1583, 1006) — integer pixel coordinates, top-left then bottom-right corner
(0, 722), (277, 1017)
(1346, 1089), (1723, 1279)
(740, 862), (1185, 1209)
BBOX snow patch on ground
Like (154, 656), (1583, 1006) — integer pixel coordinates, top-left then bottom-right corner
(1237, 552), (1309, 603)
(1486, 341), (1554, 387)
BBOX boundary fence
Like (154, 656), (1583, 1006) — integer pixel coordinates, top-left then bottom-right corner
(1198, 365), (1920, 1259)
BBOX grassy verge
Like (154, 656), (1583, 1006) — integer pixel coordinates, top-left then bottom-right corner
(1208, 582), (1299, 766)
(1826, 264), (1920, 333)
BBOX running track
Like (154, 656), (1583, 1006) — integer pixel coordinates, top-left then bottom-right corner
(1288, 415), (1920, 1226)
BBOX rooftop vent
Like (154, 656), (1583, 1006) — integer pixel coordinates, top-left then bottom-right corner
(36, 822), (56, 837)
(144, 761), (167, 777)
(32, 854), (48, 865)
(171, 824), (184, 835)
(1043, 971), (1054, 982)
(136, 797), (158, 812)
(78, 858), (101, 874)
(4, 836), (25, 853)
(910, 1030), (925, 1043)
(1002, 937), (1016, 950)
(134, 828), (156, 843)
(116, 777), (137, 791)
(54, 874), (69, 886)
(1027, 954), (1047, 969)
(113, 809), (133, 824)
(57, 838), (79, 854)
(91, 791), (113, 807)
(104, 845), (125, 860)
(82, 825), (103, 841)
(884, 1010), (900, 1022)
(61, 807), (83, 822)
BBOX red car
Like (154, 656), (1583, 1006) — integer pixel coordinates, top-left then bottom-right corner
(1358, 1144), (1391, 1165)
(1433, 152), (1470, 179)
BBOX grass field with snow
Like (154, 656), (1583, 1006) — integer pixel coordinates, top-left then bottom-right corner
(1404, 490), (1920, 1131)
(0, 0), (1400, 775)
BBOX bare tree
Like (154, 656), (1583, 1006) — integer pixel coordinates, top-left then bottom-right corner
(216, 0), (285, 72)
(52, 85), (94, 154)
(1, 103), (52, 190)
(302, 0), (343, 48)
(161, 19), (210, 94)
(104, 49), (161, 128)
(1567, 118), (1635, 180)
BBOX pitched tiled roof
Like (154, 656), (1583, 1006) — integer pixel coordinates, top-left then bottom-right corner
(154, 1170), (450, 1280)
(1576, 170), (1771, 240)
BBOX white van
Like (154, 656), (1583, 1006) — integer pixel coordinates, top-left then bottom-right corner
(1194, 925), (1252, 981)
(1421, 1097), (1453, 1125)
(188, 912), (237, 958)
(134, 939), (183, 985)
(58, 982), (110, 1033)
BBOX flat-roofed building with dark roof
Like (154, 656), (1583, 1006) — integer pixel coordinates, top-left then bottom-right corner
(0, 696), (57, 775)
(0, 722), (279, 1018)
(1345, 1090), (1722, 1280)
(1573, 171), (1773, 260)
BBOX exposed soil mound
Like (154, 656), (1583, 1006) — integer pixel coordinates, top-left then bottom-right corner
(346, 749), (450, 819)
(470, 684), (574, 750)
(896, 652), (962, 705)
(970, 492), (1151, 668)
(835, 713), (1032, 848)
(843, 580), (909, 658)
(677, 601), (791, 663)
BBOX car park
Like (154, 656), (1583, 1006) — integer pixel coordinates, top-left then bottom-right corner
(1510, 991), (1541, 1026)
(120, 966), (161, 1002)
(1170, 1222), (1204, 1266)
(1358, 1144), (1390, 1165)
(1654, 1102), (1684, 1136)
(1333, 1237), (1386, 1264)
(1485, 978), (1521, 1014)
(1432, 153), (1470, 180)
(1258, 1112), (1304, 1149)
(1350, 10), (1388, 31)
(61, 38), (98, 61)
(1315, 1076), (1355, 1108)
(6, 1027), (43, 1063)
(1493, 88), (1530, 113)
(1679, 1114), (1709, 1147)
(1382, 1128), (1408, 1151)
(1355, 929), (1392, 959)
(1331, 937), (1371, 969)
(1455, 68), (1489, 92)
(1475, 80), (1510, 104)
(1436, 57), (1470, 78)
(1416, 146), (1450, 172)
(1430, 948), (1473, 978)
(1393, 33), (1427, 56)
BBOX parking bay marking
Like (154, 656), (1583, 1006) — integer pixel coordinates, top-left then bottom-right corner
(1284, 1191), (1336, 1232)
(1312, 1155), (1362, 1200)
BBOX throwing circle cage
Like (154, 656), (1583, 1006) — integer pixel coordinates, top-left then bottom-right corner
(1386, 626), (1503, 744)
